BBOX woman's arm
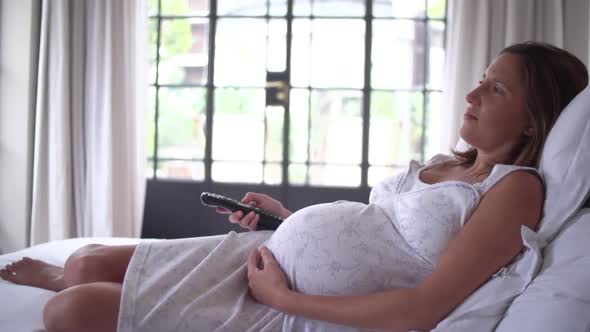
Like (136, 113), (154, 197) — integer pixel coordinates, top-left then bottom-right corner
(279, 287), (431, 331)
(415, 170), (543, 324)
(248, 170), (544, 331)
(249, 247), (430, 331)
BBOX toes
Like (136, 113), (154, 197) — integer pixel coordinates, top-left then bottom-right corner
(13, 259), (28, 267)
(0, 268), (12, 280)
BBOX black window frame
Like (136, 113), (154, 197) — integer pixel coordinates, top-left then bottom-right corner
(148, 0), (448, 189)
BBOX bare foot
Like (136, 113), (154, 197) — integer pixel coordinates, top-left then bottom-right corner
(0, 257), (67, 292)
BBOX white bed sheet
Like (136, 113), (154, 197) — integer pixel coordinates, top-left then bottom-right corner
(0, 237), (141, 332)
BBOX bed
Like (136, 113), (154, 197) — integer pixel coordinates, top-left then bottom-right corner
(2, 85), (590, 332)
(0, 237), (140, 331)
(1, 207), (590, 332)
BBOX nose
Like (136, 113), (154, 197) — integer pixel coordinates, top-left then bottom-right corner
(465, 84), (481, 106)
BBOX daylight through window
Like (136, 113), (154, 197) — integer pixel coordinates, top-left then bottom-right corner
(148, 0), (447, 187)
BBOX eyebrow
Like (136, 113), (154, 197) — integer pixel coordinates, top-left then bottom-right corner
(482, 73), (511, 91)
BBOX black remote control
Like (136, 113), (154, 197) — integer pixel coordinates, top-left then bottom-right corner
(200, 192), (284, 231)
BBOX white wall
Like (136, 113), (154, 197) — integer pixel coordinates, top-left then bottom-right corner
(0, 0), (39, 253)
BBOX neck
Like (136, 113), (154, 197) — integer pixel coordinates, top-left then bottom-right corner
(467, 149), (512, 178)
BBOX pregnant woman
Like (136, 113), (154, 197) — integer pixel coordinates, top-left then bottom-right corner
(1, 42), (588, 332)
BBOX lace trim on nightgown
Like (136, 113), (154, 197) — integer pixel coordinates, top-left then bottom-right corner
(379, 154), (541, 267)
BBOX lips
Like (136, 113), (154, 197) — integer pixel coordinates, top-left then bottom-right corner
(464, 110), (478, 120)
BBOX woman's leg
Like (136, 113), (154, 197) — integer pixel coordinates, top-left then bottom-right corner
(0, 244), (136, 291)
(43, 281), (122, 332)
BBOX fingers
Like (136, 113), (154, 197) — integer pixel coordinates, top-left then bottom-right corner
(228, 210), (259, 231)
(248, 214), (260, 231)
(221, 192), (270, 231)
(241, 192), (259, 204)
(247, 248), (261, 273)
(228, 210), (244, 223)
(240, 212), (259, 231)
(259, 246), (276, 266)
(215, 207), (230, 214)
(242, 192), (267, 207)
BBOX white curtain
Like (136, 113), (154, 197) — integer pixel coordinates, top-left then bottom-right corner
(31, 0), (147, 244)
(440, 0), (565, 153)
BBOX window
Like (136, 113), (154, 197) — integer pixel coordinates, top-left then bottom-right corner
(148, 0), (447, 187)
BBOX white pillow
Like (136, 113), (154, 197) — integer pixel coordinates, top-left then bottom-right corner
(537, 84), (590, 244)
(495, 209), (590, 331)
(493, 84), (590, 331)
(433, 85), (590, 331)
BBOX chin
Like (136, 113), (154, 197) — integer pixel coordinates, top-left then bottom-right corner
(458, 129), (481, 152)
(458, 126), (473, 145)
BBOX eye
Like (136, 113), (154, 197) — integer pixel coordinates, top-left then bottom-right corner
(493, 85), (504, 95)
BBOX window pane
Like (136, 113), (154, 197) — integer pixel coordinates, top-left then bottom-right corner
(292, 19), (366, 88)
(218, 0), (265, 15)
(428, 21), (446, 90)
(425, 92), (443, 160)
(158, 160), (205, 180)
(289, 163), (362, 186)
(267, 20), (287, 72)
(369, 91), (424, 165)
(293, 0), (311, 16)
(372, 19), (426, 89)
(265, 106), (284, 162)
(213, 88), (266, 161)
(157, 87), (207, 159)
(291, 19), (312, 87)
(310, 19), (365, 88)
(212, 161), (263, 183)
(218, 0), (287, 16)
(289, 163), (307, 185)
(289, 88), (310, 162)
(294, 0), (365, 17)
(158, 18), (209, 85)
(368, 166), (405, 187)
(160, 0), (209, 16)
(428, 0), (447, 18)
(149, 0), (159, 16)
(264, 163), (282, 185)
(269, 0), (288, 16)
(309, 165), (360, 187)
(310, 90), (363, 164)
(374, 0), (425, 18)
(215, 19), (267, 87)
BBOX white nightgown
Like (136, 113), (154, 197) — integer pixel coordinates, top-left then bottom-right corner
(117, 154), (541, 332)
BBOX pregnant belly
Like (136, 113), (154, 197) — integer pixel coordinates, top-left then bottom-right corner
(265, 201), (427, 296)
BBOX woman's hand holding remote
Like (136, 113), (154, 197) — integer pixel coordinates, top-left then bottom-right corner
(216, 192), (293, 231)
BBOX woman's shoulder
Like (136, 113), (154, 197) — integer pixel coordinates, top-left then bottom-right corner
(478, 164), (544, 197)
(486, 163), (544, 185)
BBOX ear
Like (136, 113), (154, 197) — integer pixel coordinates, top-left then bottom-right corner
(524, 127), (535, 137)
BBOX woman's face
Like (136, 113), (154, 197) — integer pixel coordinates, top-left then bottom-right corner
(460, 53), (532, 155)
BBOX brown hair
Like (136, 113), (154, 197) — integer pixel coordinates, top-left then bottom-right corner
(452, 41), (588, 168)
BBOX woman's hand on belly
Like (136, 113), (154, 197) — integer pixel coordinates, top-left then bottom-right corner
(247, 246), (291, 307)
